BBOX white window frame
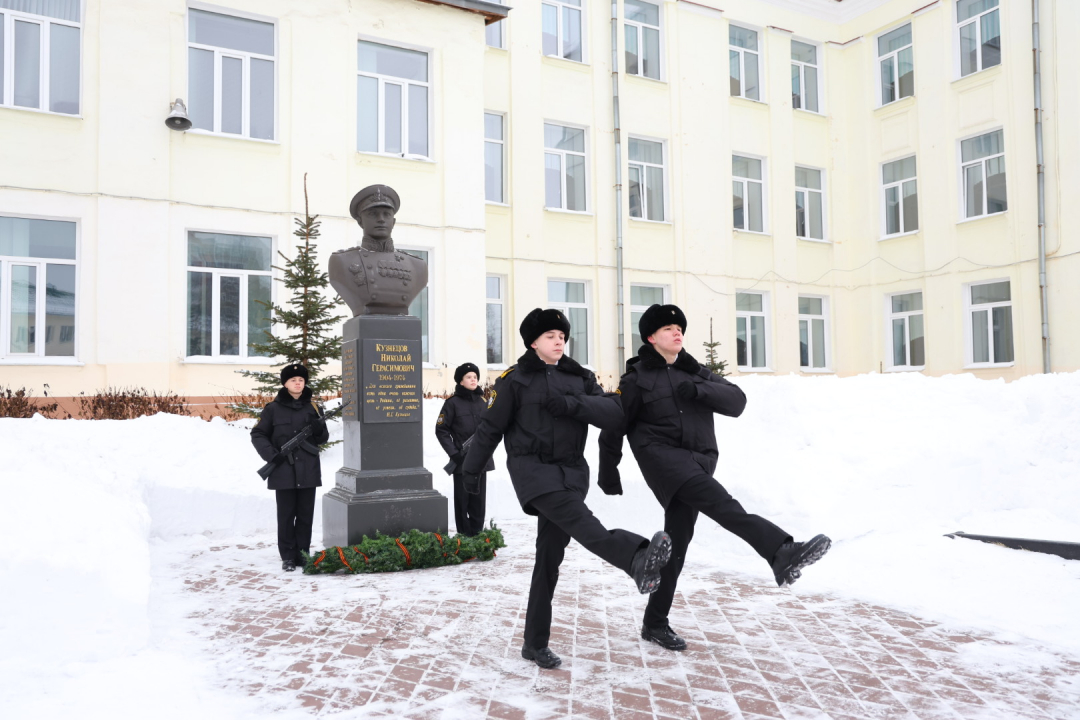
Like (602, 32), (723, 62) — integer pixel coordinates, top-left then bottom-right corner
(955, 0), (1001, 78)
(629, 283), (668, 352)
(0, 1), (83, 116)
(398, 245), (434, 366)
(485, 273), (507, 367)
(876, 22), (913, 107)
(485, 0), (506, 49)
(542, 0), (587, 64)
(958, 128), (1007, 220)
(484, 110), (507, 205)
(186, 3), (278, 141)
(183, 230), (275, 363)
(356, 36), (433, 160)
(885, 290), (925, 371)
(797, 295), (829, 371)
(544, 121), (590, 213)
(627, 134), (667, 222)
(881, 155), (919, 238)
(732, 153), (767, 234)
(735, 290), (770, 372)
(964, 279), (1014, 368)
(547, 278), (592, 367)
(790, 38), (821, 114)
(624, 0), (662, 81)
(729, 23), (762, 102)
(795, 165), (826, 242)
(0, 214), (80, 364)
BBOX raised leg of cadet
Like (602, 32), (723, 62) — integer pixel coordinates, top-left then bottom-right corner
(528, 490), (647, 573)
(678, 474), (791, 562)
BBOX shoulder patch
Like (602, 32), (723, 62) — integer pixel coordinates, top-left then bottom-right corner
(615, 388), (622, 395)
(499, 366), (516, 379)
(437, 412), (445, 425)
(487, 390), (497, 409)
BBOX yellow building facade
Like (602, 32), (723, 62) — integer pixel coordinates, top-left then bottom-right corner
(0, 0), (1075, 399)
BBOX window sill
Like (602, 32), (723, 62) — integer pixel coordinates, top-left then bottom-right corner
(486, 45), (508, 53)
(957, 210), (1007, 226)
(800, 368), (833, 374)
(183, 356), (278, 365)
(541, 54), (591, 69)
(797, 236), (830, 244)
(734, 229), (771, 238)
(186, 129), (280, 145)
(875, 95), (915, 114)
(544, 207), (594, 217)
(0, 104), (82, 120)
(0, 357), (84, 366)
(952, 63), (1002, 86)
(486, 201), (511, 209)
(357, 151), (435, 164)
(879, 230), (921, 241)
(964, 361), (1015, 370)
(730, 95), (768, 107)
(629, 216), (671, 226)
(885, 365), (925, 373)
(737, 367), (773, 373)
(626, 73), (667, 86)
(794, 108), (826, 118)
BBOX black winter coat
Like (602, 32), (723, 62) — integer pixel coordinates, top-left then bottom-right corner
(435, 384), (495, 473)
(250, 387), (331, 490)
(463, 349), (622, 514)
(598, 345), (746, 508)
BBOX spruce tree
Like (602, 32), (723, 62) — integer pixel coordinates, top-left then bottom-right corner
(701, 317), (729, 376)
(237, 175), (346, 399)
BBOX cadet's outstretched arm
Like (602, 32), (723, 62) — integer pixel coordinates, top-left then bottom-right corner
(563, 374), (623, 431)
(693, 371), (747, 418)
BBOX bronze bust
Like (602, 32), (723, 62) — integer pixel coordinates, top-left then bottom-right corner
(329, 184), (429, 316)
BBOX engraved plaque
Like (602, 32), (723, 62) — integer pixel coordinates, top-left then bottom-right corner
(362, 338), (422, 423)
(341, 339), (359, 420)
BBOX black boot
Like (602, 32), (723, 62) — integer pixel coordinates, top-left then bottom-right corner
(630, 531), (672, 594)
(282, 560), (296, 572)
(772, 534), (831, 587)
(641, 623), (687, 651)
(521, 645), (562, 669)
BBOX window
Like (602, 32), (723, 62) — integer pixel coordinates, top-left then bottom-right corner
(887, 291), (924, 369)
(630, 284), (666, 353)
(0, 216), (77, 360)
(883, 156), (918, 236)
(545, 123), (587, 212)
(186, 232), (272, 360)
(187, 8), (275, 140)
(0, 0), (81, 115)
(795, 167), (824, 240)
(625, 0), (660, 80)
(542, 0), (583, 63)
(484, 112), (505, 203)
(486, 0), (505, 49)
(729, 25), (760, 101)
(732, 155), (764, 232)
(957, 0), (1000, 77)
(357, 40), (429, 158)
(735, 291), (768, 370)
(878, 23), (913, 106)
(966, 280), (1013, 365)
(403, 248), (430, 362)
(961, 130), (1007, 219)
(628, 137), (665, 221)
(486, 275), (505, 364)
(790, 40), (819, 112)
(548, 280), (589, 364)
(798, 296), (828, 369)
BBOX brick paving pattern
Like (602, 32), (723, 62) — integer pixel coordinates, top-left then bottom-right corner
(179, 529), (1080, 720)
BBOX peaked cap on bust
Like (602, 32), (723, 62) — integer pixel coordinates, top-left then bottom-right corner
(349, 184), (401, 220)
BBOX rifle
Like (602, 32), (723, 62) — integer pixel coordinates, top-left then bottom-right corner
(257, 399), (352, 480)
(443, 434), (476, 475)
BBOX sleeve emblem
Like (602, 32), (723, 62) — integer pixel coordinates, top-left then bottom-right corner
(437, 413), (445, 425)
(487, 391), (497, 409)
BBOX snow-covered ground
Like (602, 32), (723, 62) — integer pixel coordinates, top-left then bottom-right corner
(2, 371), (1079, 718)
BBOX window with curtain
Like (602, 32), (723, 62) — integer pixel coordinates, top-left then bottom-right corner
(542, 0), (584, 63)
(625, 0), (660, 80)
(882, 156), (918, 236)
(967, 280), (1012, 365)
(0, 0), (82, 115)
(878, 23), (913, 106)
(888, 291), (924, 369)
(545, 124), (587, 212)
(961, 130), (1007, 219)
(957, 0), (1000, 77)
(798, 296), (828, 369)
(795, 167), (824, 240)
(729, 25), (760, 101)
(791, 40), (819, 112)
(484, 112), (505, 203)
(628, 137), (665, 222)
(357, 40), (430, 158)
(735, 291), (768, 369)
(732, 155), (764, 233)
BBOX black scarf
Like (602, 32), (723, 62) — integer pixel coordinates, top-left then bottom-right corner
(515, 348), (590, 377)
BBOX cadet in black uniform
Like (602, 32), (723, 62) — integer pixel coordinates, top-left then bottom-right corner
(435, 362), (494, 536)
(251, 363), (331, 572)
(599, 305), (831, 650)
(462, 308), (672, 669)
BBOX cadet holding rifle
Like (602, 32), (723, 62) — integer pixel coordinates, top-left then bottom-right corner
(251, 363), (331, 572)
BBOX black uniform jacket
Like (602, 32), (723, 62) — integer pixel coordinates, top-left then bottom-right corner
(250, 387), (331, 491)
(598, 344), (747, 509)
(435, 384), (495, 473)
(462, 349), (622, 515)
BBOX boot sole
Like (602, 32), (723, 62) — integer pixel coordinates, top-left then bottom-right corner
(640, 628), (687, 651)
(777, 534), (831, 588)
(637, 532), (672, 594)
(521, 646), (562, 669)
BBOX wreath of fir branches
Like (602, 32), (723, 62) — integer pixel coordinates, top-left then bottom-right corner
(302, 524), (506, 574)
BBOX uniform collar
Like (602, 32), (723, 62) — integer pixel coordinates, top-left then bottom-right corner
(515, 348), (589, 377)
(635, 343), (703, 374)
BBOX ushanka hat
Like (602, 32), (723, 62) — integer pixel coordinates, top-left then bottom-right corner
(519, 308), (572, 348)
(280, 363), (309, 384)
(638, 304), (688, 342)
(349, 184), (401, 221)
(454, 362), (480, 384)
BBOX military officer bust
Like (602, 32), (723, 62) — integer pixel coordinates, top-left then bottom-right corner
(329, 184), (429, 316)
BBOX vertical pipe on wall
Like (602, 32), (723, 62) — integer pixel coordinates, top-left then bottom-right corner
(1033, 0), (1050, 372)
(612, 0), (626, 373)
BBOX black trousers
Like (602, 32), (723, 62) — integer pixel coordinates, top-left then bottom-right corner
(275, 487), (317, 562)
(452, 472), (487, 536)
(524, 488), (648, 649)
(643, 474), (791, 629)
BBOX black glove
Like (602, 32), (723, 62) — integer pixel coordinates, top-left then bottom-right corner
(676, 381), (699, 401)
(312, 414), (327, 429)
(598, 466), (623, 496)
(451, 452), (464, 466)
(462, 473), (481, 495)
(545, 395), (572, 417)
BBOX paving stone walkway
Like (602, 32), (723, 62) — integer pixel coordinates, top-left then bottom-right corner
(176, 525), (1080, 720)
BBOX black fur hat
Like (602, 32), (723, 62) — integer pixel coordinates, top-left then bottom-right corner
(454, 362), (480, 384)
(638, 304), (687, 343)
(519, 308), (572, 348)
(280, 363), (309, 385)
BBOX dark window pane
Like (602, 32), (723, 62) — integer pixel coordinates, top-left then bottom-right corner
(187, 232), (271, 271)
(187, 271), (212, 356)
(44, 263), (75, 356)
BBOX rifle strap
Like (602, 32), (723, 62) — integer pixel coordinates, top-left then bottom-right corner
(311, 400), (323, 418)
